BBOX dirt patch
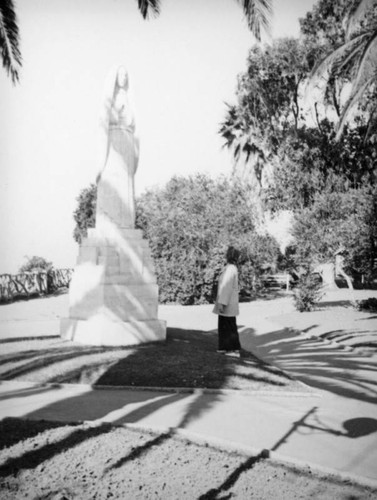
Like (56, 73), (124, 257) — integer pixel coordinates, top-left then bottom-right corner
(0, 328), (308, 393)
(0, 417), (375, 499)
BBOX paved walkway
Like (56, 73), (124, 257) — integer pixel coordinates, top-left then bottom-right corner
(1, 290), (377, 484)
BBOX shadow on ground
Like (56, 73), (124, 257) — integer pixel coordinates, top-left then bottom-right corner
(244, 326), (377, 404)
(0, 327), (298, 392)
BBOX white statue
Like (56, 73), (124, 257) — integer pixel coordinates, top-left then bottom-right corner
(96, 65), (140, 230)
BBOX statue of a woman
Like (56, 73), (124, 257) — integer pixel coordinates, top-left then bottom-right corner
(96, 66), (139, 232)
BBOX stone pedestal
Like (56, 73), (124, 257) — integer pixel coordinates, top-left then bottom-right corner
(60, 227), (166, 345)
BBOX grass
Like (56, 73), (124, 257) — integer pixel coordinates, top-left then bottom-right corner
(0, 327), (307, 392)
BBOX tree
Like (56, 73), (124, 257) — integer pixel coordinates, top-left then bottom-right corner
(220, 38), (311, 165)
(72, 183), (97, 244)
(309, 0), (377, 139)
(265, 118), (377, 212)
(0, 0), (22, 84)
(1, 1), (272, 83)
(291, 186), (377, 282)
(19, 256), (53, 273)
(137, 174), (280, 304)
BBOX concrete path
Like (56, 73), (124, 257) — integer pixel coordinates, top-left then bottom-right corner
(1, 291), (377, 484)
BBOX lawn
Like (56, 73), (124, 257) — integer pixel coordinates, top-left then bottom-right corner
(0, 327), (307, 393)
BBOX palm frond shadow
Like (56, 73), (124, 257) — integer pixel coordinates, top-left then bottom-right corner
(107, 430), (172, 471)
(199, 453), (265, 500)
(0, 347), (120, 381)
(0, 422), (112, 477)
(0, 417), (65, 450)
(244, 325), (377, 403)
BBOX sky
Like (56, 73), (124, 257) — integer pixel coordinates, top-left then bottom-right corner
(0, 0), (317, 274)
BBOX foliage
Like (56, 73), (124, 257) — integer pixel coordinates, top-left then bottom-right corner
(355, 296), (377, 311)
(299, 0), (348, 52)
(137, 0), (273, 41)
(293, 270), (323, 312)
(136, 174), (280, 304)
(19, 256), (53, 273)
(219, 0), (377, 290)
(3, 0), (273, 85)
(265, 119), (377, 212)
(308, 0), (377, 139)
(291, 186), (377, 281)
(0, 0), (22, 84)
(220, 38), (311, 167)
(299, 0), (349, 110)
(72, 175), (281, 304)
(73, 183), (97, 244)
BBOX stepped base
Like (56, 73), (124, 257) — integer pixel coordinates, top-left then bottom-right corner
(61, 227), (166, 346)
(61, 316), (167, 346)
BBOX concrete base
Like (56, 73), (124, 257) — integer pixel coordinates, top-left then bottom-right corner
(60, 227), (166, 346)
(60, 316), (167, 346)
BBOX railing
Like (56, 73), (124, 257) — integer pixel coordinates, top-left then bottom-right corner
(0, 269), (73, 303)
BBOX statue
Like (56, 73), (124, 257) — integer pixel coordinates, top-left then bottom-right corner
(60, 65), (166, 346)
(96, 65), (140, 231)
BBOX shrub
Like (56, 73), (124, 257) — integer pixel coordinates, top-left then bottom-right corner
(18, 256), (56, 294)
(293, 271), (323, 312)
(19, 256), (53, 273)
(137, 174), (281, 304)
(73, 183), (97, 244)
(291, 187), (377, 281)
(72, 174), (281, 304)
(355, 297), (377, 312)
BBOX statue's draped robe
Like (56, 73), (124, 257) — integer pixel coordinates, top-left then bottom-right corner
(96, 94), (138, 231)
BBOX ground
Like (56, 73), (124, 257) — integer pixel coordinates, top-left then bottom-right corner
(0, 289), (377, 499)
(0, 417), (376, 500)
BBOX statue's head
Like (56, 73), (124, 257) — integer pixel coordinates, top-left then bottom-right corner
(116, 66), (129, 90)
(100, 65), (133, 129)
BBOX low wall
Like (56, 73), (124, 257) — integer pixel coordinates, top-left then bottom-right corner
(0, 269), (73, 303)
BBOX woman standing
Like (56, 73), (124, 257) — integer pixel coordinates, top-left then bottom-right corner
(213, 246), (241, 356)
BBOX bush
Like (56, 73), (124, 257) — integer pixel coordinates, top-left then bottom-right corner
(291, 187), (377, 281)
(73, 183), (97, 244)
(137, 174), (281, 304)
(19, 256), (53, 273)
(355, 297), (377, 312)
(293, 271), (323, 312)
(18, 256), (56, 294)
(72, 174), (281, 304)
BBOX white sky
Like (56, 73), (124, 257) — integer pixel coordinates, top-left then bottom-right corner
(0, 0), (316, 274)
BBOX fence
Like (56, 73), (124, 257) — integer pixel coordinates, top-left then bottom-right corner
(0, 269), (73, 303)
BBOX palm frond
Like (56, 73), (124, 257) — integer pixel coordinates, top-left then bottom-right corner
(363, 107), (377, 140)
(0, 0), (21, 84)
(311, 32), (368, 83)
(346, 0), (377, 39)
(137, 0), (161, 19)
(336, 76), (375, 139)
(334, 31), (377, 137)
(306, 33), (368, 102)
(236, 0), (272, 41)
(352, 29), (377, 89)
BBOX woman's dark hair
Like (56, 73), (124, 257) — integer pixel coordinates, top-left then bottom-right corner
(226, 246), (240, 265)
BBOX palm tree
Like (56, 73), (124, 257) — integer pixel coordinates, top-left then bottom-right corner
(137, 0), (272, 41)
(0, 0), (22, 84)
(1, 0), (272, 84)
(310, 0), (377, 139)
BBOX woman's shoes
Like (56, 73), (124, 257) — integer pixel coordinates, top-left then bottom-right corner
(225, 350), (240, 357)
(217, 350), (241, 357)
